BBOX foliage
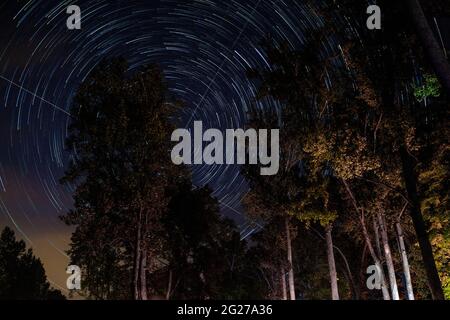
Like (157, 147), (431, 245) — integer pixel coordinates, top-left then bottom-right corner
(420, 145), (450, 299)
(62, 58), (264, 300)
(163, 182), (262, 299)
(0, 227), (65, 300)
(414, 74), (441, 102)
(61, 58), (185, 299)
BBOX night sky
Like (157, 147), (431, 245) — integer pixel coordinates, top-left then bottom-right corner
(0, 0), (349, 294)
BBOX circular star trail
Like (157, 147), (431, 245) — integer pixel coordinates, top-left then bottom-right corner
(0, 0), (356, 290)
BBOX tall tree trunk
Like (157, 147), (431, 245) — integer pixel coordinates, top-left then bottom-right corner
(140, 250), (148, 300)
(280, 267), (287, 300)
(377, 212), (400, 300)
(325, 225), (340, 300)
(361, 213), (391, 300)
(334, 245), (359, 300)
(166, 270), (173, 300)
(312, 226), (359, 299)
(285, 217), (296, 300)
(405, 0), (450, 94)
(372, 216), (391, 299)
(369, 216), (395, 300)
(396, 222), (415, 300)
(134, 208), (149, 300)
(378, 264), (391, 300)
(341, 179), (390, 300)
(373, 217), (382, 258)
(140, 211), (149, 300)
(133, 212), (142, 300)
(400, 146), (444, 299)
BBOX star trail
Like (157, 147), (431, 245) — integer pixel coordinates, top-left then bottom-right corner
(0, 0), (356, 292)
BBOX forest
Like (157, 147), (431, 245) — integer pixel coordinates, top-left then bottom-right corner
(1, 0), (447, 301)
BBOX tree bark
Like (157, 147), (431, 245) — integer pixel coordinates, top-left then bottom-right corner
(166, 270), (173, 300)
(334, 244), (359, 300)
(405, 0), (450, 94)
(285, 217), (296, 300)
(140, 250), (148, 300)
(373, 217), (382, 258)
(311, 226), (359, 299)
(133, 208), (149, 300)
(280, 267), (287, 300)
(360, 213), (391, 300)
(341, 179), (390, 300)
(396, 221), (415, 300)
(400, 146), (444, 299)
(377, 211), (400, 300)
(133, 213), (142, 300)
(325, 225), (340, 300)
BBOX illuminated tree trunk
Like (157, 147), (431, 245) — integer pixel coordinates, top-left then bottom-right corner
(341, 179), (390, 300)
(325, 225), (339, 300)
(361, 215), (391, 300)
(133, 213), (142, 300)
(280, 267), (287, 300)
(166, 270), (173, 300)
(140, 250), (148, 300)
(285, 217), (296, 300)
(378, 263), (391, 300)
(405, 0), (450, 94)
(134, 209), (148, 300)
(373, 217), (382, 258)
(371, 217), (392, 299)
(377, 212), (400, 300)
(396, 221), (415, 300)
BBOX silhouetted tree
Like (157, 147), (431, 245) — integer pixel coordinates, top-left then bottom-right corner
(62, 58), (184, 299)
(163, 181), (262, 299)
(0, 227), (65, 300)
